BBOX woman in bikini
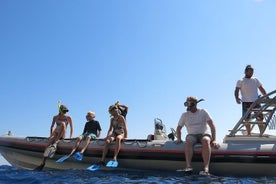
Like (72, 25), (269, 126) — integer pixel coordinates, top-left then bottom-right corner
(48, 105), (73, 144)
(99, 105), (128, 165)
(35, 104), (73, 171)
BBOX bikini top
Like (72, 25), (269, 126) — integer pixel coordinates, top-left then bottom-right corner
(56, 121), (64, 126)
(56, 115), (69, 126)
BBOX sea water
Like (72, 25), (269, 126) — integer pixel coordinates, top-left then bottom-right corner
(0, 165), (276, 184)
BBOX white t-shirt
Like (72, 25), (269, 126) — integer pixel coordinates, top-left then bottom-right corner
(236, 77), (262, 102)
(178, 109), (212, 134)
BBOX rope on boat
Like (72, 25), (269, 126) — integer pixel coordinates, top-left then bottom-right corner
(136, 141), (148, 148)
(92, 139), (149, 148)
(123, 140), (149, 148)
(26, 136), (47, 142)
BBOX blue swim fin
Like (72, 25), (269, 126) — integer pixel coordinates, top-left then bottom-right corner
(106, 160), (118, 168)
(56, 155), (70, 163)
(87, 164), (101, 171)
(72, 152), (83, 161)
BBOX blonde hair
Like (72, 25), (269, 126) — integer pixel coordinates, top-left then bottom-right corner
(87, 111), (95, 118)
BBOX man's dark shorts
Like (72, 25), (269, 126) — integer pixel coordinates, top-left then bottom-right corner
(186, 134), (212, 143)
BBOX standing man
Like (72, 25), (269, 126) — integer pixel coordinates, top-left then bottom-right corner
(234, 65), (267, 135)
(175, 96), (219, 175)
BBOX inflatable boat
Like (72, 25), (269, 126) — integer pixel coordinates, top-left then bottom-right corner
(0, 90), (275, 176)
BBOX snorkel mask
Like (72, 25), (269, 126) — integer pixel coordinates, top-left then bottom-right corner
(108, 105), (118, 117)
(184, 97), (205, 111)
(59, 105), (69, 114)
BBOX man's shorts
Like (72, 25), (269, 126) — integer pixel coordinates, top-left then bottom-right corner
(80, 132), (96, 140)
(186, 134), (212, 143)
(242, 102), (261, 116)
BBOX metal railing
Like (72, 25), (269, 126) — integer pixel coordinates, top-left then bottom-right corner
(228, 90), (276, 136)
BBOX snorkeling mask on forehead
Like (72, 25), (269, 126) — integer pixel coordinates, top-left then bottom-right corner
(109, 105), (118, 113)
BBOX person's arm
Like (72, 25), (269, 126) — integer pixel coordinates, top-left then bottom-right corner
(97, 130), (101, 138)
(106, 120), (113, 137)
(259, 85), (267, 96)
(82, 123), (87, 135)
(119, 105), (128, 118)
(175, 125), (182, 144)
(119, 104), (128, 111)
(68, 116), (73, 138)
(96, 121), (102, 138)
(175, 114), (185, 144)
(234, 87), (241, 104)
(207, 120), (216, 141)
(207, 119), (220, 148)
(50, 116), (56, 136)
(61, 122), (66, 139)
(121, 116), (127, 138)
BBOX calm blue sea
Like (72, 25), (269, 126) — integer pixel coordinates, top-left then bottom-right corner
(0, 165), (276, 184)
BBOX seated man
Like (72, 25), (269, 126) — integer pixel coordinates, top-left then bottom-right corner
(63, 111), (101, 161)
(175, 96), (220, 175)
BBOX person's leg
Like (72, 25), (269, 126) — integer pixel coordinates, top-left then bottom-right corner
(185, 135), (196, 169)
(52, 123), (66, 144)
(258, 124), (264, 135)
(38, 135), (55, 168)
(243, 103), (252, 135)
(101, 136), (114, 162)
(113, 134), (124, 160)
(257, 113), (265, 135)
(55, 130), (64, 142)
(41, 157), (47, 165)
(69, 136), (83, 156)
(253, 104), (265, 135)
(201, 136), (211, 173)
(245, 124), (251, 136)
(36, 131), (61, 170)
(34, 157), (47, 171)
(80, 136), (91, 154)
(47, 133), (57, 146)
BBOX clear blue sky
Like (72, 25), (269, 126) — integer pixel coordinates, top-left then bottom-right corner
(1, 1), (276, 165)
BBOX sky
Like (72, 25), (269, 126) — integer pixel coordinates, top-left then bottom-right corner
(0, 0), (276, 165)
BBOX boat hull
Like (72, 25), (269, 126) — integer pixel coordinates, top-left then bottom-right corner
(1, 136), (276, 176)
